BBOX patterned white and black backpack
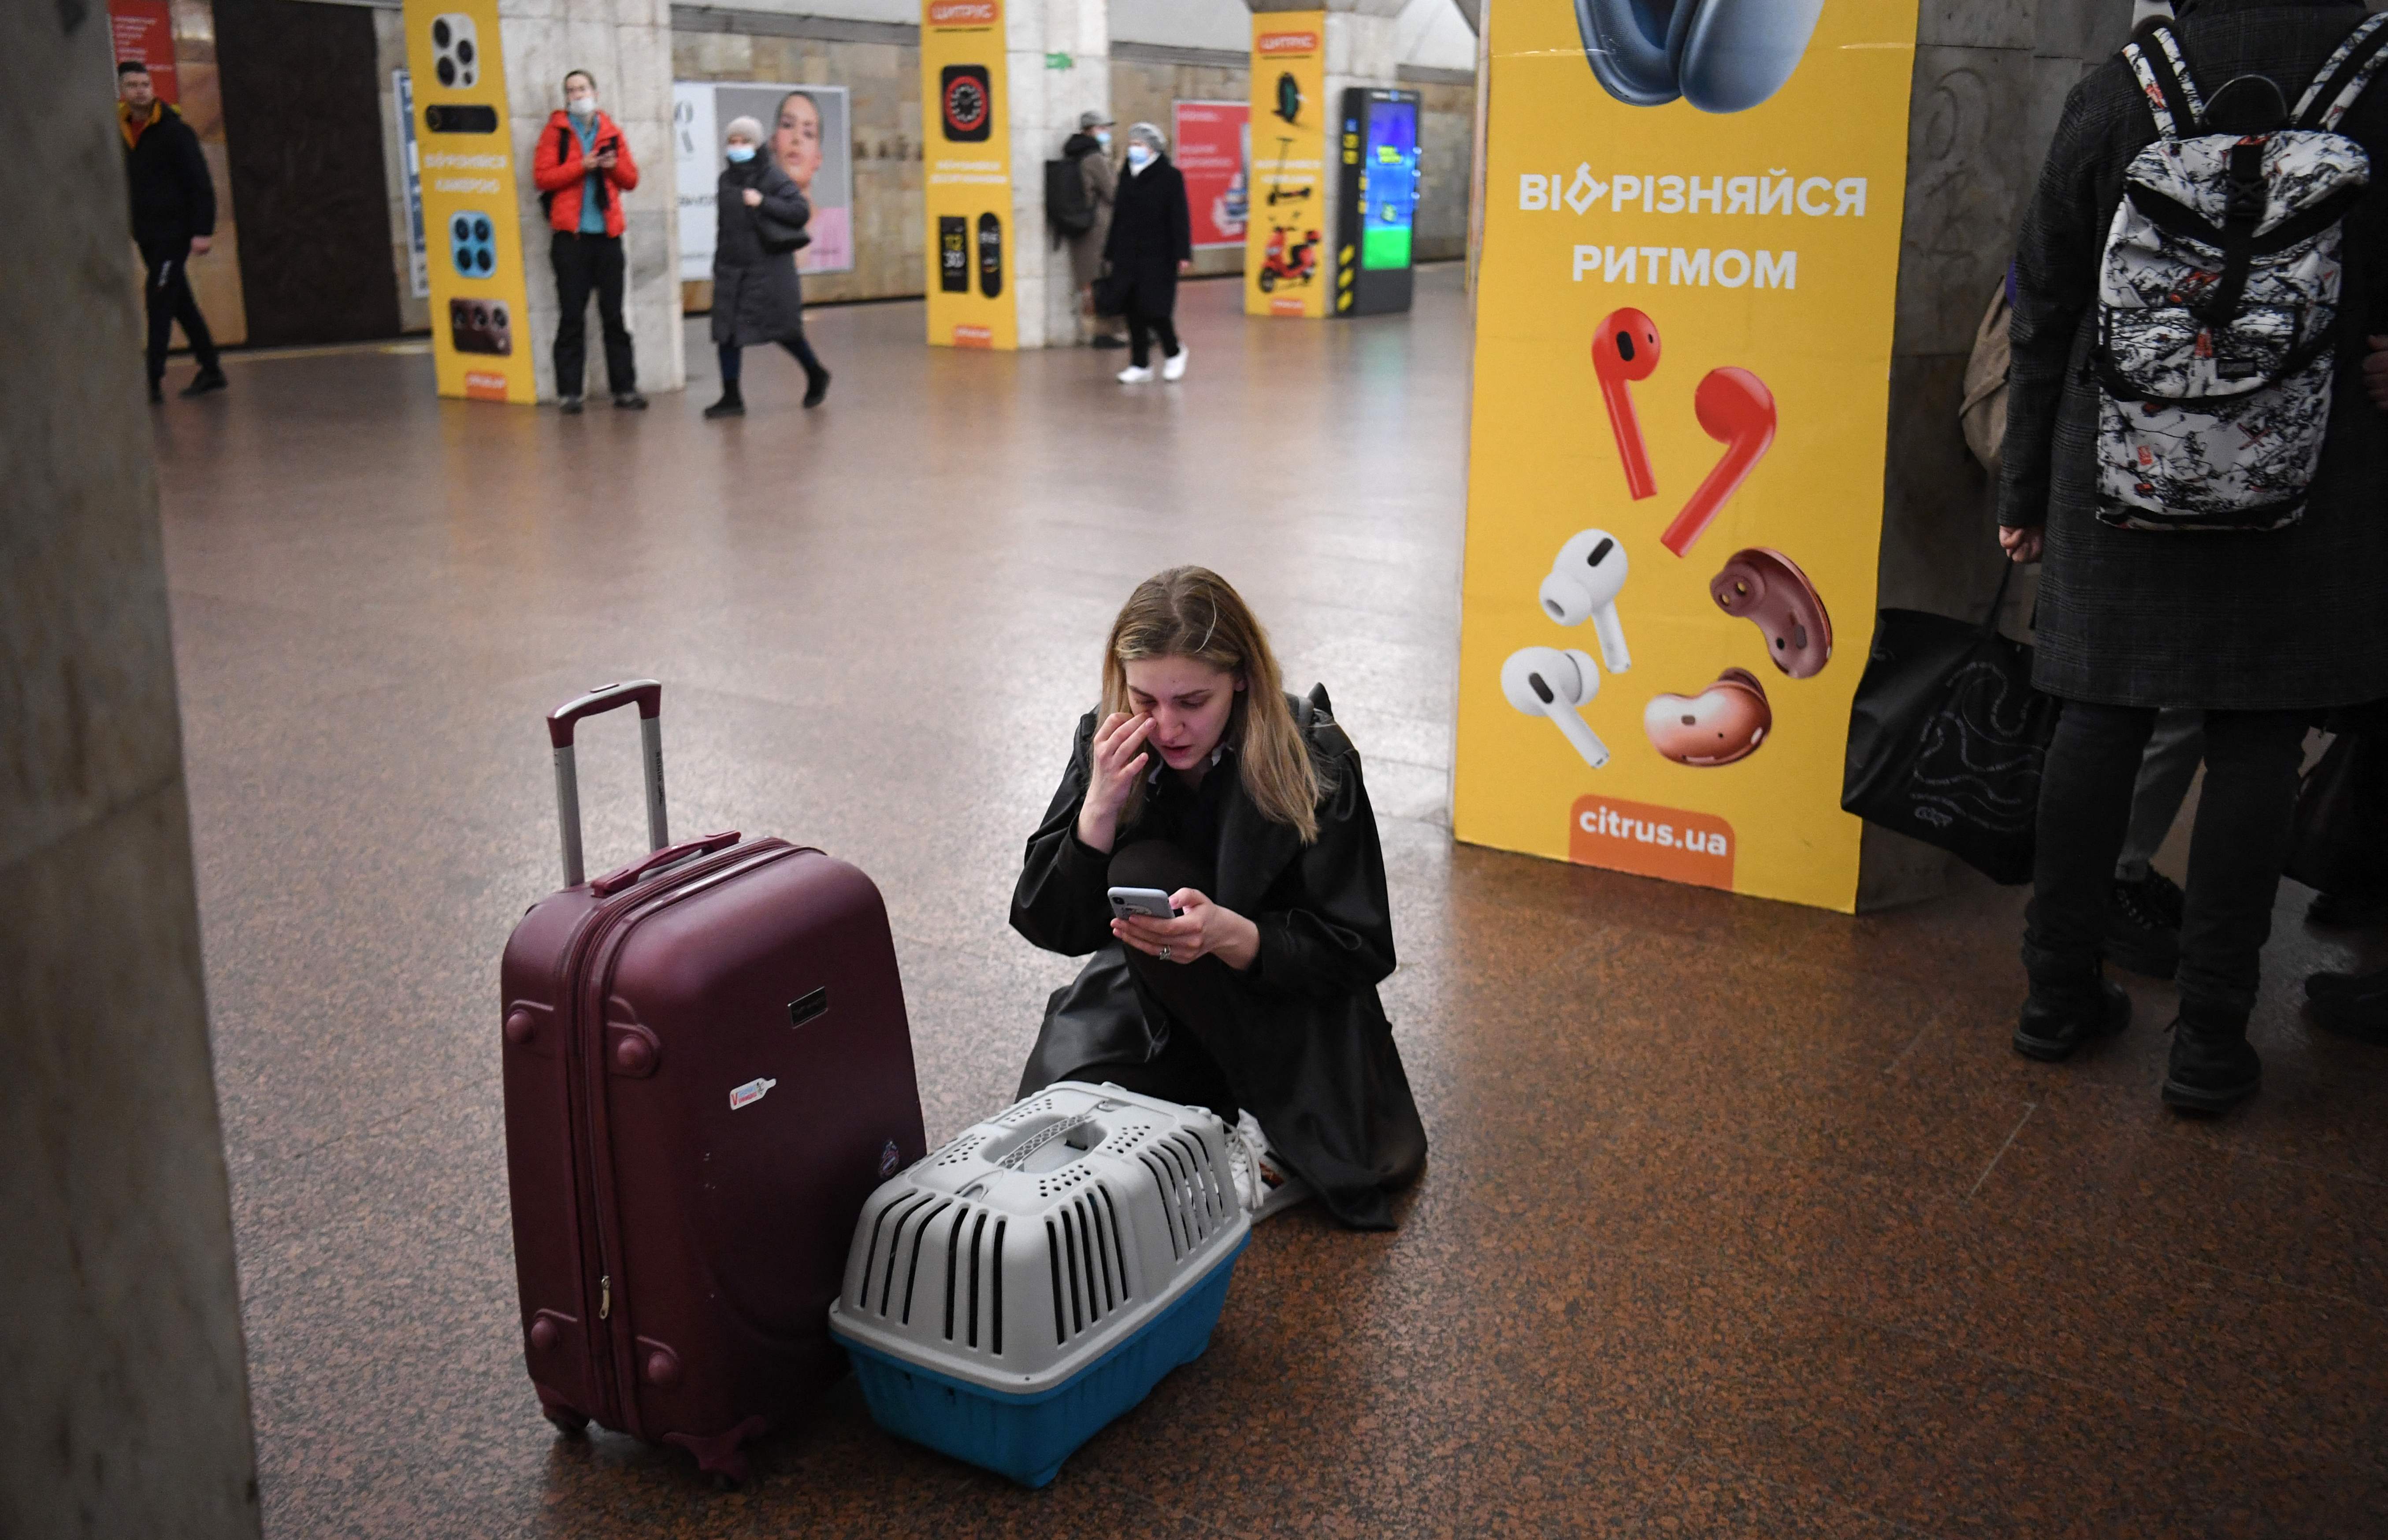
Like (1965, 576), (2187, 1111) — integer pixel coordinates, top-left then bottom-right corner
(2095, 14), (2388, 531)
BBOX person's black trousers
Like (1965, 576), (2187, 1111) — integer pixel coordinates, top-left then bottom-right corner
(1049, 839), (1242, 1121)
(2026, 700), (2309, 1023)
(1126, 309), (1179, 368)
(716, 333), (824, 390)
(138, 238), (219, 384)
(550, 231), (636, 397)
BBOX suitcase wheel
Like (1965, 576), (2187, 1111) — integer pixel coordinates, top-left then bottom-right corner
(543, 1407), (590, 1438)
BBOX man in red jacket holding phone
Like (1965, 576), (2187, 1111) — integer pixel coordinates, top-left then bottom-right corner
(532, 70), (644, 412)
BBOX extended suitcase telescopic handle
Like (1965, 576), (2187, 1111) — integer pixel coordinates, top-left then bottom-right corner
(547, 680), (670, 887)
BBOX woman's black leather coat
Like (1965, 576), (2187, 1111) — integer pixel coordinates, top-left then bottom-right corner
(1010, 690), (1428, 1229)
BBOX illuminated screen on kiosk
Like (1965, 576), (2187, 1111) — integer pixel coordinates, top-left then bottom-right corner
(1360, 97), (1418, 270)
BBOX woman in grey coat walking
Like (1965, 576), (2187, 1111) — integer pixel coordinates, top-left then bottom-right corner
(706, 115), (828, 417)
(2000, 0), (2388, 1111)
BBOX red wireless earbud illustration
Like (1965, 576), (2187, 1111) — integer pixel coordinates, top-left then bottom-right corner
(1593, 308), (1661, 501)
(1660, 367), (1776, 557)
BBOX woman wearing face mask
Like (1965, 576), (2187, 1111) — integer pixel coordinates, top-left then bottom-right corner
(705, 115), (829, 417)
(1100, 122), (1193, 383)
(1010, 567), (1429, 1229)
(531, 70), (643, 412)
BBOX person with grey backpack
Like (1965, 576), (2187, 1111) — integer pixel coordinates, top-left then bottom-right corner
(2000, 0), (2388, 1113)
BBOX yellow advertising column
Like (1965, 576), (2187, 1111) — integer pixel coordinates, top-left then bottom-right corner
(1243, 11), (1329, 319)
(401, 0), (535, 403)
(921, 0), (1016, 349)
(1454, 0), (1922, 913)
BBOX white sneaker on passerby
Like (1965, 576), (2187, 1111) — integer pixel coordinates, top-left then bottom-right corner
(1225, 1110), (1310, 1222)
(1116, 363), (1155, 384)
(1162, 346), (1189, 382)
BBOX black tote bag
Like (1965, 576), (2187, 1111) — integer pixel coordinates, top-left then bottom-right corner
(1842, 564), (2059, 884)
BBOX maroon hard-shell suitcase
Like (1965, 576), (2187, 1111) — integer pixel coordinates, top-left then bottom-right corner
(499, 680), (925, 1484)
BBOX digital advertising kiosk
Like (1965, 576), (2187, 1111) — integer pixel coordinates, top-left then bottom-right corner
(1334, 86), (1421, 317)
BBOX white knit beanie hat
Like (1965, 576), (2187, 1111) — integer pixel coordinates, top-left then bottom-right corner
(724, 115), (764, 144)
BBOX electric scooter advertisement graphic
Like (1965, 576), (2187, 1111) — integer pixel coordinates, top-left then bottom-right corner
(1452, 0), (1922, 911)
(1244, 12), (1330, 318)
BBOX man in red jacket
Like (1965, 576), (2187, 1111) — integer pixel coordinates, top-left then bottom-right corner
(532, 70), (643, 412)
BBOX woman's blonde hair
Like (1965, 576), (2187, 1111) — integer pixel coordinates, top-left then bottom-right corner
(1102, 567), (1330, 843)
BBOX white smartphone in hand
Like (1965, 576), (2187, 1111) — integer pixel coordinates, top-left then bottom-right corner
(1107, 886), (1180, 921)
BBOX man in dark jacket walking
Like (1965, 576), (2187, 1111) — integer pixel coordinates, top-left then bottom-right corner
(118, 59), (224, 401)
(2000, 0), (2388, 1112)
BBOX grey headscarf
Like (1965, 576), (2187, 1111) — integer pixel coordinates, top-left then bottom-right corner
(1127, 120), (1166, 154)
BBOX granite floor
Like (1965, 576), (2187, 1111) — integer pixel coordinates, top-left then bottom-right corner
(157, 267), (2388, 1538)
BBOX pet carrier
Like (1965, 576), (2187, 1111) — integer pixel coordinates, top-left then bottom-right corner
(827, 1082), (1252, 1486)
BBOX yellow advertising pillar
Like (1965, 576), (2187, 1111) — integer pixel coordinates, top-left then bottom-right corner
(1244, 11), (1329, 319)
(1454, 0), (1922, 912)
(921, 0), (1017, 349)
(401, 0), (536, 402)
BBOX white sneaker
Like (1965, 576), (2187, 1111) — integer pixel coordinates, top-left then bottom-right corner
(1226, 1111), (1310, 1221)
(1116, 364), (1155, 384)
(1162, 346), (1189, 382)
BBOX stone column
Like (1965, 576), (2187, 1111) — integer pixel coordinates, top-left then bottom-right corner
(1252, 0), (1403, 308)
(1, 4), (261, 1537)
(1006, 0), (1110, 347)
(502, 0), (684, 397)
(1858, 0), (2138, 907)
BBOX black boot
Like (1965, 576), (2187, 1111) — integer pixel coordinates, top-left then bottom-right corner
(802, 367), (830, 408)
(2305, 965), (2388, 1044)
(2104, 872), (2182, 979)
(181, 366), (228, 397)
(703, 386), (745, 419)
(2162, 1008), (2262, 1113)
(2013, 972), (2131, 1061)
(148, 377), (164, 404)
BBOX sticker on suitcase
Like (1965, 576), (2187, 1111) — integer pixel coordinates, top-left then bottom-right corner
(729, 1077), (778, 1110)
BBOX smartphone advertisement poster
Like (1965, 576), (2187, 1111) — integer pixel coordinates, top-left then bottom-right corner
(1244, 11), (1329, 319)
(393, 70), (430, 299)
(1174, 100), (1249, 249)
(402, 0), (535, 402)
(921, 0), (1015, 348)
(674, 82), (855, 279)
(1452, 0), (1920, 912)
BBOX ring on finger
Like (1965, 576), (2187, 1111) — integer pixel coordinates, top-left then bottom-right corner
(1159, 945), (1172, 961)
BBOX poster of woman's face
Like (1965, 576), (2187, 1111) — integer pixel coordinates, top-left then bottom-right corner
(672, 81), (854, 276)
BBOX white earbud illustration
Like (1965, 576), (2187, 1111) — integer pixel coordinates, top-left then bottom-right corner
(1538, 529), (1632, 674)
(1502, 646), (1609, 768)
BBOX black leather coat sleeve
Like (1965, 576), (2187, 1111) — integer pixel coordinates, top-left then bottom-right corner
(1009, 713), (1118, 957)
(1248, 743), (1396, 1000)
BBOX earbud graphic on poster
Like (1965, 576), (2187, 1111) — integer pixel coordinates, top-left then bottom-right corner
(1539, 529), (1633, 674)
(1645, 668), (1772, 766)
(1573, 0), (1827, 114)
(1593, 308), (1662, 500)
(1661, 367), (1776, 557)
(1503, 647), (1610, 769)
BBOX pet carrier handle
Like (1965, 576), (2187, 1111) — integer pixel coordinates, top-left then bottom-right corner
(590, 830), (741, 896)
(546, 679), (669, 888)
